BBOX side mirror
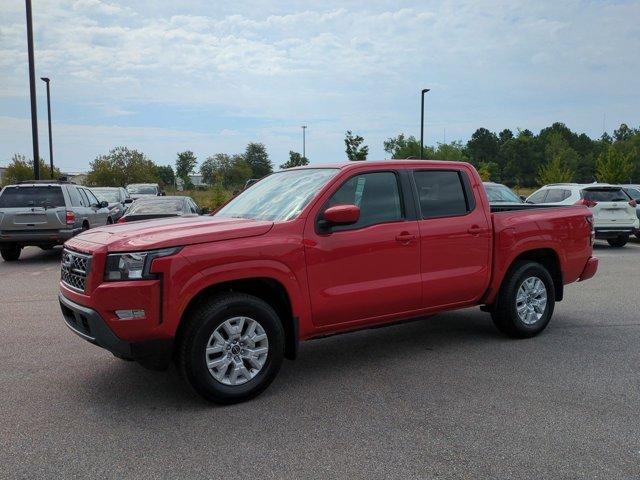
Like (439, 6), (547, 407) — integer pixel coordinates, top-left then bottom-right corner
(159, 191), (166, 196)
(124, 198), (133, 204)
(519, 195), (527, 202)
(200, 207), (210, 215)
(322, 204), (360, 227)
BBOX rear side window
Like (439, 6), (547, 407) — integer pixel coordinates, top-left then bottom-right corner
(545, 189), (571, 203)
(413, 170), (469, 219)
(77, 188), (90, 206)
(527, 189), (548, 204)
(67, 187), (82, 207)
(326, 171), (403, 229)
(582, 188), (628, 202)
(0, 186), (65, 208)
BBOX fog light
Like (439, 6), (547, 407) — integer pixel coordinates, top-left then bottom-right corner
(115, 309), (145, 320)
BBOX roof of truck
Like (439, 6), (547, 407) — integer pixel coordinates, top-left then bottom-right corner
(283, 159), (472, 171)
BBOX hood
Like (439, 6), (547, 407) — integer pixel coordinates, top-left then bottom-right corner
(68, 216), (274, 252)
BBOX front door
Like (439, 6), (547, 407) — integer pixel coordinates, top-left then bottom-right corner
(304, 170), (421, 327)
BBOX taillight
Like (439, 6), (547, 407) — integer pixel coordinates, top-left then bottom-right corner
(630, 199), (637, 208)
(575, 199), (597, 208)
(65, 211), (75, 225)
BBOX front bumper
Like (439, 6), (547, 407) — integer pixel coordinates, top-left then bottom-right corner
(59, 293), (172, 369)
(0, 228), (81, 245)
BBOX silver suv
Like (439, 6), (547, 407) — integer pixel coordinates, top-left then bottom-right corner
(0, 181), (112, 261)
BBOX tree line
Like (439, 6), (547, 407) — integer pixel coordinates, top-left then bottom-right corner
(3, 122), (639, 189)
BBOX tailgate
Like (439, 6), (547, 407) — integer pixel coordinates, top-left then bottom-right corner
(0, 207), (67, 231)
(583, 187), (637, 227)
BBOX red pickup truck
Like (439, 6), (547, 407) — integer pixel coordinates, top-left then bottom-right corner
(59, 161), (598, 404)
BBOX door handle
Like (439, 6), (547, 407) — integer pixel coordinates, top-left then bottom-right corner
(395, 232), (417, 243)
(467, 225), (483, 235)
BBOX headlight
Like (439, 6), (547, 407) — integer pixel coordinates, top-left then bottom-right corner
(105, 247), (180, 281)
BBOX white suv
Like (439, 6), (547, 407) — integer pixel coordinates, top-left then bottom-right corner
(526, 183), (639, 247)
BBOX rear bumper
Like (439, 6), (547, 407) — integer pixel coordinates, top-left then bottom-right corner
(579, 256), (599, 282)
(0, 228), (81, 245)
(594, 227), (635, 239)
(59, 293), (172, 369)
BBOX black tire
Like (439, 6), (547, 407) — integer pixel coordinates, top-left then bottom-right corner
(177, 293), (285, 404)
(607, 236), (628, 248)
(490, 261), (555, 338)
(1, 243), (22, 261)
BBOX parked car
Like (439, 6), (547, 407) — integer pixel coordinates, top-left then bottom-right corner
(621, 185), (640, 238)
(59, 161), (597, 404)
(91, 187), (132, 222)
(0, 180), (111, 261)
(126, 183), (163, 200)
(526, 183), (639, 247)
(483, 182), (524, 205)
(117, 196), (202, 223)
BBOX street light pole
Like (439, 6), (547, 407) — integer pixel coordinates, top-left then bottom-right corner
(41, 77), (53, 178)
(301, 125), (307, 159)
(25, 0), (40, 179)
(420, 88), (430, 160)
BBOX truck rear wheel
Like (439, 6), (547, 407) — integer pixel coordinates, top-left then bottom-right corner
(490, 261), (555, 338)
(607, 235), (628, 248)
(1, 243), (22, 261)
(177, 293), (285, 404)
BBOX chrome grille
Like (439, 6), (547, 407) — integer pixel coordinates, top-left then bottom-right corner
(61, 249), (91, 293)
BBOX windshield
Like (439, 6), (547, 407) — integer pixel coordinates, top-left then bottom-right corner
(127, 185), (157, 195)
(0, 186), (65, 208)
(128, 199), (184, 214)
(216, 168), (339, 221)
(93, 189), (120, 203)
(582, 188), (628, 202)
(484, 184), (522, 203)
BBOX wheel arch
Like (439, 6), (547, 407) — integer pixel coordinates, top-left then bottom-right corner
(175, 276), (298, 361)
(504, 248), (563, 302)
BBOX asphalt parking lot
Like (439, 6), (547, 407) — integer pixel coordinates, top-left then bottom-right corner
(1, 241), (639, 479)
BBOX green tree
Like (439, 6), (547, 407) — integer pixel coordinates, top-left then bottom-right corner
(200, 153), (252, 189)
(87, 146), (158, 187)
(383, 133), (431, 159)
(155, 165), (175, 187)
(434, 141), (468, 161)
(466, 128), (499, 165)
(244, 143), (272, 178)
(280, 151), (309, 169)
(537, 157), (574, 185)
(344, 130), (368, 161)
(477, 161), (500, 181)
(3, 154), (61, 184)
(176, 151), (197, 187)
(595, 147), (634, 183)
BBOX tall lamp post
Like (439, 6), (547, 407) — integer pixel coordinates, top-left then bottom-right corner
(420, 88), (430, 159)
(25, 0), (40, 179)
(301, 125), (307, 159)
(41, 77), (53, 178)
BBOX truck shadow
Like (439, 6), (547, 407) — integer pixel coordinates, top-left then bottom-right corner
(83, 308), (502, 410)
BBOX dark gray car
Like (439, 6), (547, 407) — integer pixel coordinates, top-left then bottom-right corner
(0, 181), (111, 261)
(91, 187), (132, 222)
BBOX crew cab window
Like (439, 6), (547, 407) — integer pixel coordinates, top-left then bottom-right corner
(545, 188), (570, 202)
(326, 172), (403, 229)
(413, 170), (469, 219)
(527, 189), (548, 204)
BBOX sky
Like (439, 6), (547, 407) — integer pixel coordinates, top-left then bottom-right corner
(1, 0), (639, 172)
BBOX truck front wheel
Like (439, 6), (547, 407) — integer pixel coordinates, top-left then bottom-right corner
(177, 293), (285, 404)
(490, 261), (555, 338)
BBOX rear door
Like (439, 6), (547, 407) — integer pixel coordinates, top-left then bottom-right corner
(583, 187), (637, 229)
(412, 168), (492, 308)
(0, 185), (68, 232)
